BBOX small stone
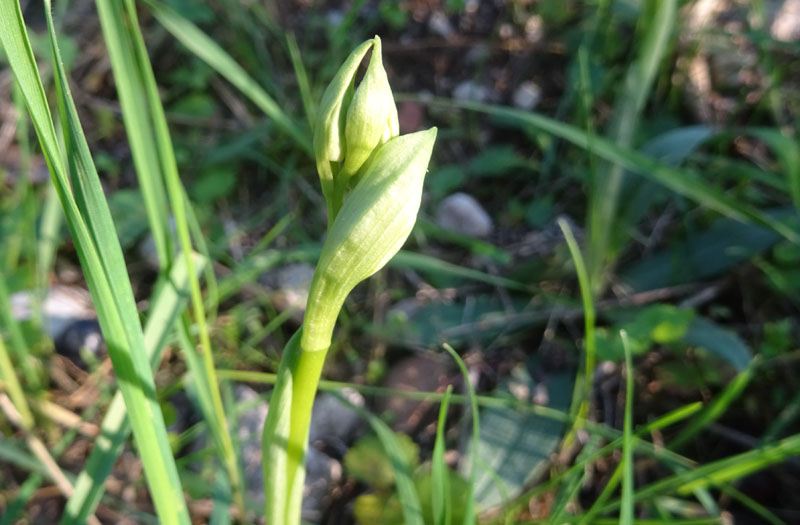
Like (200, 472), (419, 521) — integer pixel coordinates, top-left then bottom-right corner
(302, 448), (342, 521)
(234, 385), (270, 506)
(525, 15), (544, 43)
(234, 384), (346, 518)
(275, 263), (315, 311)
(453, 81), (490, 103)
(435, 192), (494, 238)
(11, 286), (95, 340)
(260, 262), (316, 319)
(428, 10), (453, 38)
(54, 319), (104, 367)
(308, 389), (364, 452)
(512, 81), (542, 111)
(771, 0), (800, 42)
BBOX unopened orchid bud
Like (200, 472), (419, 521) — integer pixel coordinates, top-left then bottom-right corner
(341, 37), (399, 177)
(302, 127), (437, 353)
(312, 37), (399, 221)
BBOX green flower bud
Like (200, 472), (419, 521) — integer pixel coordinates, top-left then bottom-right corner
(341, 37), (399, 177)
(312, 37), (399, 220)
(302, 127), (437, 353)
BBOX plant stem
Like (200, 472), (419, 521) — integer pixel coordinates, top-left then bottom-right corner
(284, 347), (327, 524)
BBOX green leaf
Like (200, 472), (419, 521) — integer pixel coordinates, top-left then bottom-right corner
(466, 359), (573, 509)
(621, 210), (797, 292)
(190, 167), (237, 204)
(596, 305), (695, 362)
(344, 433), (420, 490)
(683, 318), (753, 372)
(432, 386), (453, 525)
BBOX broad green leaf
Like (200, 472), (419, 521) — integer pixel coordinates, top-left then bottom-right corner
(344, 433), (420, 490)
(466, 359), (573, 509)
(621, 210), (797, 292)
(683, 318), (753, 372)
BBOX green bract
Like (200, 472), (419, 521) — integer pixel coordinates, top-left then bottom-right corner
(313, 36), (399, 219)
(302, 127), (437, 353)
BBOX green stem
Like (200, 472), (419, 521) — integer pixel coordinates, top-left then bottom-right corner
(262, 331), (327, 525)
(284, 347), (327, 524)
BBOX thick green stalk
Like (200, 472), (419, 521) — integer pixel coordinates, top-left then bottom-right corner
(284, 348), (327, 524)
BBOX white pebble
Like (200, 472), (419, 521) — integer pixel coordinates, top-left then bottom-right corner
(435, 192), (494, 238)
(512, 81), (542, 111)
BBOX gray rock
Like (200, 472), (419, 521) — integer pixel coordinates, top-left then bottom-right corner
(772, 0), (800, 42)
(512, 81), (542, 111)
(234, 385), (270, 506)
(453, 81), (490, 103)
(235, 384), (351, 518)
(260, 263), (316, 318)
(428, 10), (454, 38)
(302, 448), (342, 522)
(308, 389), (364, 452)
(11, 286), (95, 341)
(435, 192), (494, 238)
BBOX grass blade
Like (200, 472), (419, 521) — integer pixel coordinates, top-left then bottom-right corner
(0, 334), (34, 429)
(599, 433), (800, 513)
(0, 3), (190, 522)
(286, 32), (316, 129)
(429, 98), (800, 244)
(144, 0), (311, 155)
(443, 343), (478, 525)
(668, 358), (758, 451)
(63, 253), (205, 524)
(0, 275), (39, 390)
(620, 331), (635, 525)
(558, 217), (596, 438)
(90, 0), (173, 273)
(333, 391), (425, 525)
(432, 385), (453, 525)
(95, 0), (245, 511)
(586, 0), (678, 289)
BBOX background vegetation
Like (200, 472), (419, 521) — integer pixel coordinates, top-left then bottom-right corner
(1, 0), (799, 523)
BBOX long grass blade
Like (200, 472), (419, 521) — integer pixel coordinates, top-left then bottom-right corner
(432, 385), (453, 525)
(668, 358), (758, 451)
(63, 253), (205, 524)
(443, 343), (478, 525)
(90, 0), (173, 273)
(586, 0), (678, 289)
(599, 433), (800, 513)
(429, 98), (800, 244)
(144, 0), (311, 155)
(94, 0), (245, 511)
(620, 331), (635, 525)
(0, 3), (190, 522)
(558, 217), (595, 438)
(333, 390), (425, 525)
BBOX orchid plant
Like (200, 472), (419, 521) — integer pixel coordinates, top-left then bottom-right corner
(261, 36), (437, 524)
